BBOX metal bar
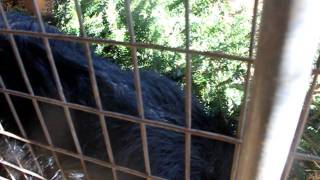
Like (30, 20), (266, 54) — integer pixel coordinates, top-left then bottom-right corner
(281, 73), (319, 179)
(0, 130), (166, 180)
(184, 0), (192, 179)
(248, 0), (260, 59)
(231, 0), (259, 179)
(237, 0), (320, 179)
(31, 1), (90, 179)
(72, 0), (118, 179)
(0, 160), (46, 180)
(0, 173), (12, 180)
(0, 29), (253, 62)
(230, 63), (252, 180)
(294, 152), (320, 163)
(124, 0), (152, 178)
(0, 4), (66, 179)
(281, 56), (320, 180)
(0, 87), (241, 144)
(313, 69), (320, 75)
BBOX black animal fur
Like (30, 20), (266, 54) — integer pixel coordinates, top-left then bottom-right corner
(0, 12), (234, 180)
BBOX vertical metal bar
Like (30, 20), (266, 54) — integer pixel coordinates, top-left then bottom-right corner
(72, 1), (118, 179)
(0, 4), (66, 179)
(237, 0), (320, 179)
(124, 0), (152, 178)
(281, 73), (319, 179)
(231, 0), (259, 179)
(230, 64), (252, 180)
(184, 0), (192, 180)
(31, 1), (91, 179)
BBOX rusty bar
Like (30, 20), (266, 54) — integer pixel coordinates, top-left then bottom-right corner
(183, 0), (192, 179)
(0, 29), (253, 62)
(124, 0), (152, 178)
(31, 1), (90, 178)
(248, 0), (260, 59)
(72, 0), (118, 179)
(294, 152), (320, 163)
(0, 87), (241, 144)
(281, 73), (319, 179)
(230, 63), (252, 180)
(237, 0), (320, 179)
(313, 69), (320, 75)
(230, 0), (259, 179)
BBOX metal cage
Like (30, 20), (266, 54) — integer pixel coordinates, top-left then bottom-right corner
(0, 0), (320, 179)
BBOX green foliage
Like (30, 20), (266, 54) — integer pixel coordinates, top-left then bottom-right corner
(49, 0), (251, 127)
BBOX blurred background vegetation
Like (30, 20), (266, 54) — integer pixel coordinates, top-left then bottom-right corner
(48, 0), (253, 130)
(4, 0), (320, 179)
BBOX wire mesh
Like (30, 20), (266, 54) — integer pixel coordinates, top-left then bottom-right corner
(0, 0), (319, 179)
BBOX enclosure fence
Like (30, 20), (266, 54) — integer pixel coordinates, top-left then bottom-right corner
(0, 0), (320, 179)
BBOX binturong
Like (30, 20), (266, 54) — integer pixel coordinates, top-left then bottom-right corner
(0, 12), (234, 180)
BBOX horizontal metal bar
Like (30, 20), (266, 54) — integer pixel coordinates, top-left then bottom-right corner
(0, 130), (165, 180)
(0, 88), (241, 144)
(0, 159), (46, 180)
(312, 69), (320, 75)
(0, 29), (253, 62)
(294, 152), (320, 163)
(0, 175), (10, 180)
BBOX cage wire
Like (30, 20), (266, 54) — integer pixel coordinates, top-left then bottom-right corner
(0, 0), (319, 180)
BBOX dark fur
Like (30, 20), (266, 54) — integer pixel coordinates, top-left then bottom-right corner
(0, 12), (234, 180)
